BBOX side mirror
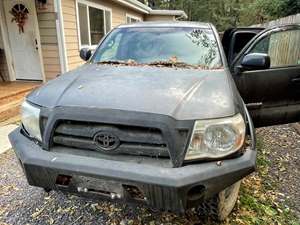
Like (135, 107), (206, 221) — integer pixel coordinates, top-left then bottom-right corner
(80, 48), (92, 61)
(240, 53), (271, 71)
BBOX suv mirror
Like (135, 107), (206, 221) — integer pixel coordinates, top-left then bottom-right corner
(240, 53), (270, 71)
(80, 48), (92, 61)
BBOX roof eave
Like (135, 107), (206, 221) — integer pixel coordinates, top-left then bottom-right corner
(149, 10), (188, 19)
(114, 0), (151, 14)
(113, 0), (188, 19)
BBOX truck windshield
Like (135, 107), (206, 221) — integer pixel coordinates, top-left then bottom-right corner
(91, 27), (223, 69)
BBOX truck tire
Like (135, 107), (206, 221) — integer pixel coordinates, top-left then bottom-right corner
(196, 181), (241, 221)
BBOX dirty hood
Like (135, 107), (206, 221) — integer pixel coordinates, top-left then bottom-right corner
(27, 64), (237, 120)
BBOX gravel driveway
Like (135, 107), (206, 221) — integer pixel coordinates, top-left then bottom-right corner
(257, 124), (300, 219)
(0, 124), (299, 225)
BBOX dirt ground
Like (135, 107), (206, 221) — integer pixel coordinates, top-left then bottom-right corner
(0, 124), (299, 225)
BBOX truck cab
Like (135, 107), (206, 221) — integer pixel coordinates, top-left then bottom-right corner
(9, 22), (300, 221)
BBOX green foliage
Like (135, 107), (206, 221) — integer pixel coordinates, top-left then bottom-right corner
(283, 0), (300, 17)
(149, 0), (300, 30)
(253, 0), (300, 19)
(234, 138), (300, 225)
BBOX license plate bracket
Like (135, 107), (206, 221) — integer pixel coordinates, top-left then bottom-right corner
(70, 176), (124, 197)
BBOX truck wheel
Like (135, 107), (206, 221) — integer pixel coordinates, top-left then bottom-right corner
(196, 181), (241, 221)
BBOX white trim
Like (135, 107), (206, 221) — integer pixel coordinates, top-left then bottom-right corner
(56, 0), (68, 72)
(115, 0), (150, 14)
(0, 1), (15, 81)
(80, 44), (98, 50)
(86, 4), (91, 45)
(76, 0), (112, 50)
(31, 0), (46, 82)
(110, 7), (113, 31)
(103, 5), (106, 33)
(75, 0), (81, 51)
(54, 0), (67, 74)
(149, 10), (188, 19)
(78, 0), (112, 12)
(126, 13), (143, 23)
(114, 0), (187, 19)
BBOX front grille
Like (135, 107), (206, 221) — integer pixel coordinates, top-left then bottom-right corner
(51, 120), (170, 158)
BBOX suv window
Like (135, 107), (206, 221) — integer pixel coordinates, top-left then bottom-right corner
(249, 29), (300, 68)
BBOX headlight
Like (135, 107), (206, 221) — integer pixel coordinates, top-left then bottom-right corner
(21, 101), (42, 141)
(185, 114), (245, 160)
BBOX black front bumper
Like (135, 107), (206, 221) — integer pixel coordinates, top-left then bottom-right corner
(9, 128), (256, 212)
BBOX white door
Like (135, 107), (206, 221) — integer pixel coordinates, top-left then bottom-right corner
(4, 0), (43, 80)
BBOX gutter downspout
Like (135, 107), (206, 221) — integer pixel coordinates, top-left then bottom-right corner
(54, 0), (68, 73)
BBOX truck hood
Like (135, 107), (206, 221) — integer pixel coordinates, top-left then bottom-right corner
(28, 64), (237, 120)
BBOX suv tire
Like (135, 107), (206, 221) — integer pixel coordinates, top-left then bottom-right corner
(197, 180), (241, 221)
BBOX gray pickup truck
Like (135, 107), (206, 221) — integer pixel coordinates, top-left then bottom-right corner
(9, 22), (300, 221)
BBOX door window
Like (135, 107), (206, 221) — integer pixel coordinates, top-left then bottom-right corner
(249, 29), (300, 68)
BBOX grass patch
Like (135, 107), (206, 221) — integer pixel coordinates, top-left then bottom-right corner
(228, 136), (300, 225)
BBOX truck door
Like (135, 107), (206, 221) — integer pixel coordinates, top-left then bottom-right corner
(222, 27), (265, 65)
(230, 24), (300, 127)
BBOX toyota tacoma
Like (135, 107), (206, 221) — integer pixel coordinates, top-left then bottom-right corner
(9, 22), (300, 221)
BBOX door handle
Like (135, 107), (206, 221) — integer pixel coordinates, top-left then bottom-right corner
(291, 77), (300, 84)
(246, 102), (263, 109)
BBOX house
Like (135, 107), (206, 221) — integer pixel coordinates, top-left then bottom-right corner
(0, 0), (187, 83)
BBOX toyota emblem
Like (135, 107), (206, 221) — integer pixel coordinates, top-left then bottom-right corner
(93, 132), (120, 151)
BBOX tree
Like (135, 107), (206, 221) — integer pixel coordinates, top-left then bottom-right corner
(148, 0), (300, 30)
(283, 0), (300, 17)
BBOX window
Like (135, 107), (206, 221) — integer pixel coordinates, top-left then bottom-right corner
(92, 27), (222, 69)
(126, 14), (141, 24)
(250, 29), (300, 67)
(77, 1), (112, 48)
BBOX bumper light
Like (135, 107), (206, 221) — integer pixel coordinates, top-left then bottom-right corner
(185, 114), (245, 160)
(21, 101), (42, 141)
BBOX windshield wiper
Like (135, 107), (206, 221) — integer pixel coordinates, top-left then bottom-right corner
(148, 61), (197, 69)
(97, 60), (137, 65)
(97, 60), (209, 69)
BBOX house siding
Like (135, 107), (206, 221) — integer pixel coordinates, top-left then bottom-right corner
(62, 0), (144, 71)
(36, 0), (61, 80)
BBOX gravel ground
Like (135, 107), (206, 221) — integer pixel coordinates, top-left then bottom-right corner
(0, 124), (299, 225)
(257, 124), (300, 219)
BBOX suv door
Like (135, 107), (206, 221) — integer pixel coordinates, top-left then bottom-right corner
(230, 24), (300, 127)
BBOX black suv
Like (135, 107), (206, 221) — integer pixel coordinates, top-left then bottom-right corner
(9, 22), (300, 221)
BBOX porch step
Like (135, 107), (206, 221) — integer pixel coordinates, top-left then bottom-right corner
(0, 115), (21, 127)
(0, 98), (24, 123)
(0, 82), (40, 122)
(0, 86), (34, 106)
